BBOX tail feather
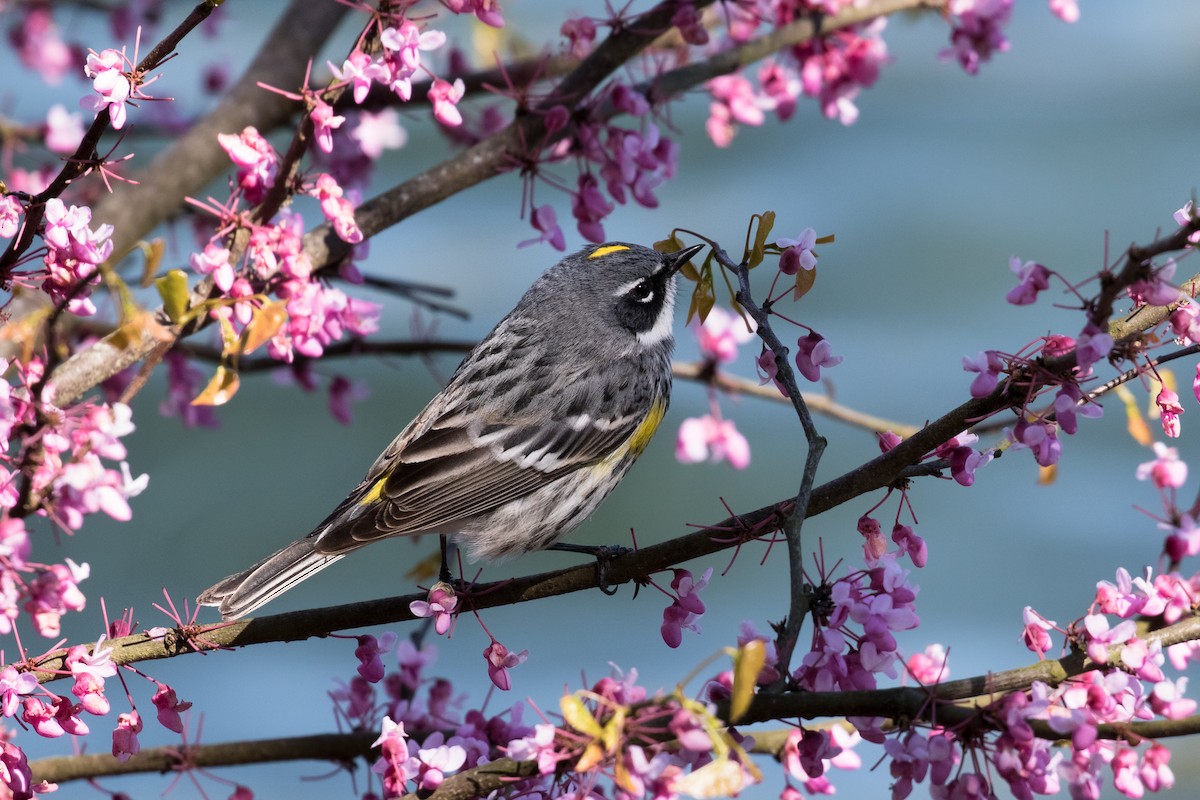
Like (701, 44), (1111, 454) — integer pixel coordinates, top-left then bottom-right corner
(197, 537), (345, 620)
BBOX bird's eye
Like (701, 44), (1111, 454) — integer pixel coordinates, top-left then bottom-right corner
(627, 279), (654, 304)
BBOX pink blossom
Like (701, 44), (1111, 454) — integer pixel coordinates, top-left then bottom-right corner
(151, 682), (191, 733)
(442, 0), (505, 28)
(308, 173), (362, 244)
(483, 641), (527, 691)
(1112, 747), (1143, 798)
(1155, 387), (1183, 438)
(941, 0), (1013, 75)
(44, 104), (85, 153)
(891, 523), (927, 567)
(794, 331), (843, 382)
(0, 741), (32, 798)
(660, 567), (713, 648)
(329, 50), (385, 104)
(190, 242), (236, 292)
(372, 717), (417, 795)
(0, 667), (38, 718)
(777, 229), (818, 275)
(1008, 419), (1060, 467)
(1049, 0), (1080, 23)
(1075, 322), (1114, 371)
(1140, 743), (1174, 793)
(1128, 258), (1181, 307)
(906, 644), (948, 684)
(571, 173), (612, 242)
(428, 79), (466, 127)
(351, 109), (407, 159)
(1021, 606), (1056, 658)
(857, 515), (887, 563)
(81, 49), (132, 129)
(25, 560), (89, 637)
(1136, 441), (1187, 489)
(1005, 257), (1050, 305)
(14, 7), (72, 84)
(517, 205), (566, 251)
(0, 197), (22, 240)
(217, 126), (278, 204)
(1174, 201), (1200, 245)
(354, 632), (397, 683)
(756, 347), (788, 397)
(1150, 677), (1196, 720)
(560, 16), (596, 59)
(310, 98), (345, 154)
(506, 723), (560, 775)
(411, 731), (467, 791)
(1082, 614), (1136, 665)
(962, 350), (1005, 397)
(693, 306), (755, 363)
(705, 75), (765, 147)
(675, 414), (751, 469)
(409, 583), (458, 636)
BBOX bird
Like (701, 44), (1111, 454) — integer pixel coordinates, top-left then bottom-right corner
(198, 241), (705, 619)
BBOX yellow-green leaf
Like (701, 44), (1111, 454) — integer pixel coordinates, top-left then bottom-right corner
(217, 315), (240, 355)
(729, 640), (765, 723)
(560, 695), (603, 738)
(138, 238), (166, 288)
(155, 269), (191, 324)
(601, 706), (626, 753)
(746, 211), (776, 269)
(192, 365), (239, 407)
(242, 300), (287, 354)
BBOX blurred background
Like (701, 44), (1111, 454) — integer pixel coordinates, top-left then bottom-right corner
(4, 1), (1200, 797)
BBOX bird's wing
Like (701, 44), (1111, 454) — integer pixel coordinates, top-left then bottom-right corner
(311, 408), (645, 553)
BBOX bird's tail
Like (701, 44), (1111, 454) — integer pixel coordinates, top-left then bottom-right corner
(197, 537), (344, 620)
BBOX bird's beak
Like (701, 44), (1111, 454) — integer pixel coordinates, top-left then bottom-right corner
(665, 243), (705, 276)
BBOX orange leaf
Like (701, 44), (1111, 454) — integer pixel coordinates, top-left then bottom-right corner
(192, 365), (240, 407)
(1115, 385), (1153, 446)
(793, 264), (817, 301)
(242, 300), (288, 354)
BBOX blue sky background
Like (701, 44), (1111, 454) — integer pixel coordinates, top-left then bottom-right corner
(5, 2), (1200, 798)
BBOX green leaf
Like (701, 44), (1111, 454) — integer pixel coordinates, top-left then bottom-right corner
(746, 211), (776, 268)
(155, 269), (190, 324)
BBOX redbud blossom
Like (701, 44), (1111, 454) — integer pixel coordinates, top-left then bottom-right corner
(1155, 387), (1183, 438)
(81, 49), (131, 129)
(693, 307), (755, 363)
(675, 414), (751, 469)
(483, 641), (527, 691)
(777, 229), (818, 275)
(1005, 257), (1050, 306)
(1136, 442), (1187, 489)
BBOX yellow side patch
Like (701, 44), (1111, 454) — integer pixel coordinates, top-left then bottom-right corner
(359, 476), (387, 506)
(627, 396), (667, 457)
(589, 244), (630, 260)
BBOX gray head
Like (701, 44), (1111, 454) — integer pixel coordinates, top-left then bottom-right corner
(520, 242), (705, 353)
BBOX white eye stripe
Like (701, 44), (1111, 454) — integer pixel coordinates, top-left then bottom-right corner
(614, 277), (655, 302)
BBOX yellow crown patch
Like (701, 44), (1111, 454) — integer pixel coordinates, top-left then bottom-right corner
(589, 245), (630, 260)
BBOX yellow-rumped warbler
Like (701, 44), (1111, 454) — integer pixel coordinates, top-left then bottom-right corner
(198, 241), (705, 619)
